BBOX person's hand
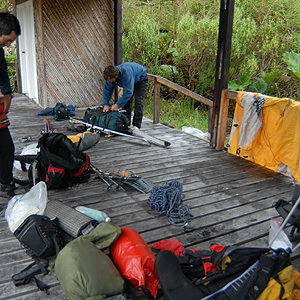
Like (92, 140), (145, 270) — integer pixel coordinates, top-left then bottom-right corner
(103, 105), (110, 112)
(0, 94), (12, 114)
(111, 104), (120, 111)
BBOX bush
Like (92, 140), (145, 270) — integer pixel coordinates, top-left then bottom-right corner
(123, 0), (300, 101)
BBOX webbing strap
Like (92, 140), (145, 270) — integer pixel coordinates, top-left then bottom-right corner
(247, 255), (274, 299)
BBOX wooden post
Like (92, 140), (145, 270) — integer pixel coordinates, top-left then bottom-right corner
(33, 0), (46, 107)
(153, 76), (160, 124)
(210, 0), (235, 149)
(114, 0), (122, 65)
(114, 0), (122, 102)
(215, 90), (230, 150)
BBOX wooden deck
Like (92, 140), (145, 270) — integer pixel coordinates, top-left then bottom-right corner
(1, 94), (300, 299)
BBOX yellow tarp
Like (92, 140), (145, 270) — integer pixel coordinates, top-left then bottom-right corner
(228, 91), (300, 182)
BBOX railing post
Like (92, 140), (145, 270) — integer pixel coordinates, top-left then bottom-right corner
(215, 90), (230, 151)
(153, 77), (160, 124)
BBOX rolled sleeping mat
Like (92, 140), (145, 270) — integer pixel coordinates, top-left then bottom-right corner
(44, 200), (98, 238)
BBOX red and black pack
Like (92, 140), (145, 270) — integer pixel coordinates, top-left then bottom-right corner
(32, 133), (91, 189)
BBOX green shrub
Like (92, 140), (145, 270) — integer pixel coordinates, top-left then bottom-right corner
(122, 13), (161, 69)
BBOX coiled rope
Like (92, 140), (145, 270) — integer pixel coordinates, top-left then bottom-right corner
(147, 179), (194, 227)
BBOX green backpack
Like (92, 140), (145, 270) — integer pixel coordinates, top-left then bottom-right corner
(83, 107), (129, 133)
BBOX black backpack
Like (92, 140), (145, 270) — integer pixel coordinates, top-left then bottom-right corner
(53, 103), (70, 121)
(83, 107), (129, 133)
(31, 133), (90, 189)
(12, 214), (64, 293)
(156, 246), (294, 300)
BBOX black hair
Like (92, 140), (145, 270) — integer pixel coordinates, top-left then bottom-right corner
(0, 12), (21, 36)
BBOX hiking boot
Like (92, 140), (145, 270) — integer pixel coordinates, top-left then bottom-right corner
(127, 125), (139, 135)
(1, 182), (16, 198)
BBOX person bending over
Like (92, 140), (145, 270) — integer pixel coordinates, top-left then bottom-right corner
(102, 62), (148, 129)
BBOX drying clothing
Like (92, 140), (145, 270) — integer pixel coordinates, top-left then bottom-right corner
(228, 91), (300, 182)
(238, 92), (267, 148)
(102, 62), (148, 128)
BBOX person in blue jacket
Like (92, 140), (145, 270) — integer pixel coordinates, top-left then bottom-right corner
(102, 62), (148, 129)
(0, 13), (21, 199)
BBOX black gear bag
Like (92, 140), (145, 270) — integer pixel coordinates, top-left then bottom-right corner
(12, 214), (64, 293)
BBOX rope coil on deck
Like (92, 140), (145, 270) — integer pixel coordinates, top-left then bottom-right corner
(147, 179), (194, 227)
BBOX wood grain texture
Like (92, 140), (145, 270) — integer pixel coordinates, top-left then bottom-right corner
(1, 94), (299, 300)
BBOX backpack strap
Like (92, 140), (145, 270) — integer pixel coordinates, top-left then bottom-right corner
(34, 277), (51, 295)
(246, 254), (275, 299)
(12, 258), (49, 285)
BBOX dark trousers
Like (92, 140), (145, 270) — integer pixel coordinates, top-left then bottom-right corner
(123, 76), (148, 128)
(0, 127), (14, 185)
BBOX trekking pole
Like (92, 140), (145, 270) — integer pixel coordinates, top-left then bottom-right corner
(89, 162), (125, 191)
(269, 195), (300, 249)
(69, 118), (151, 146)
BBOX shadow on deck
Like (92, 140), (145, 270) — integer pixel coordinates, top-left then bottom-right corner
(0, 94), (299, 299)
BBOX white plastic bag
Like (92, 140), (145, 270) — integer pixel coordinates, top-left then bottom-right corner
(182, 126), (211, 141)
(268, 218), (292, 251)
(5, 181), (48, 233)
(13, 143), (39, 170)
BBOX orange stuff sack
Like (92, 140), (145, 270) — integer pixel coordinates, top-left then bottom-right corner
(110, 227), (159, 298)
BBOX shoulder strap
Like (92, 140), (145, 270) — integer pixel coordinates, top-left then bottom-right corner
(246, 254), (275, 299)
(12, 258), (49, 288)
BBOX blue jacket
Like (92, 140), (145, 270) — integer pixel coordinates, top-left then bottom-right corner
(102, 62), (147, 108)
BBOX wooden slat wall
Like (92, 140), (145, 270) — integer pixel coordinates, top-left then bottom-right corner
(41, 0), (114, 107)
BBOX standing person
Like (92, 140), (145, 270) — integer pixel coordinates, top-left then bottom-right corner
(0, 12), (21, 198)
(102, 62), (148, 129)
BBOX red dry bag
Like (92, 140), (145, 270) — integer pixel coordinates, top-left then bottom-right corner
(110, 227), (159, 298)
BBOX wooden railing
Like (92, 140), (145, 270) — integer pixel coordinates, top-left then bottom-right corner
(147, 74), (238, 151)
(147, 73), (213, 125)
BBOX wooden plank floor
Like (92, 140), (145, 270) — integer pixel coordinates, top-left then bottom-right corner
(1, 94), (300, 299)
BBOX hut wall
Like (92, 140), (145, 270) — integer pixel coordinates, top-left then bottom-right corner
(23, 0), (115, 108)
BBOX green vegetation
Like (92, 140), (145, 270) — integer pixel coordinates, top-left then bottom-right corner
(1, 0), (17, 92)
(144, 92), (209, 131)
(123, 0), (300, 131)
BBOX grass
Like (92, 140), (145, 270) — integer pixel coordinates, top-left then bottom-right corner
(143, 94), (210, 133)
